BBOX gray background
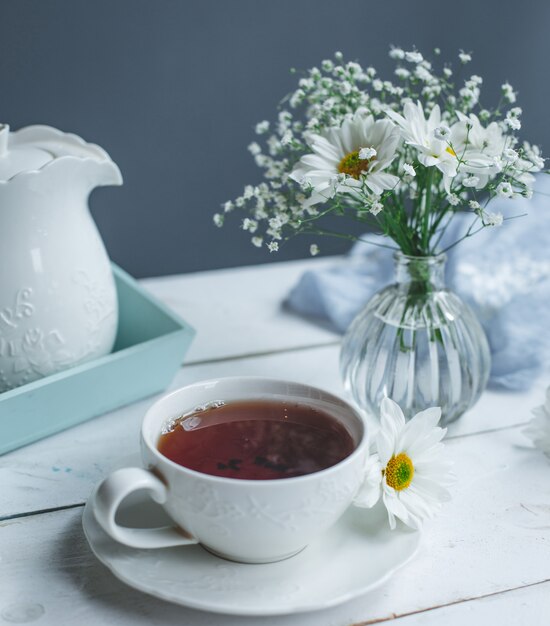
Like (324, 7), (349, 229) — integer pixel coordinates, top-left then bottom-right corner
(2, 0), (549, 278)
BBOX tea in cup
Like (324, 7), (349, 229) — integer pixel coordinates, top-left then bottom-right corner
(92, 377), (367, 564)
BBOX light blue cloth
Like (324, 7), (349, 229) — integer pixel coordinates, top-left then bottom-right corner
(287, 176), (550, 390)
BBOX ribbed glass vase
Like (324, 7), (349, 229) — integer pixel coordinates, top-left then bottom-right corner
(340, 252), (491, 425)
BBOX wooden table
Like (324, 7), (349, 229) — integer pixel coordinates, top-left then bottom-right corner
(2, 258), (549, 625)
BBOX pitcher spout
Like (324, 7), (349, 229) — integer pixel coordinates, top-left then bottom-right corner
(86, 158), (123, 188)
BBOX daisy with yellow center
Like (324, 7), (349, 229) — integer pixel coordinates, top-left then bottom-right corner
(289, 113), (400, 209)
(354, 397), (454, 530)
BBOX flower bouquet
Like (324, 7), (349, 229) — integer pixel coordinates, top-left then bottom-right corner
(216, 47), (545, 423)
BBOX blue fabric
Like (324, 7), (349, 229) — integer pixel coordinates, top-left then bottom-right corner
(286, 176), (550, 390)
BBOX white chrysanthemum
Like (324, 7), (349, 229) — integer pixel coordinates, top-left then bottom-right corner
(354, 398), (454, 530)
(386, 101), (458, 188)
(524, 387), (550, 458)
(289, 114), (400, 209)
(450, 112), (506, 187)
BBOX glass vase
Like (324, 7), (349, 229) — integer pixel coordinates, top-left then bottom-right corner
(340, 252), (491, 425)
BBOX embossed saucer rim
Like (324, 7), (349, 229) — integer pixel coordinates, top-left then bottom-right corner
(82, 492), (421, 616)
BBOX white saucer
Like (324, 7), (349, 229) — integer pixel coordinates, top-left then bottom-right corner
(83, 488), (420, 616)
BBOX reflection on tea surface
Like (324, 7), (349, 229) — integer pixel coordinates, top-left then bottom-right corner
(157, 399), (355, 479)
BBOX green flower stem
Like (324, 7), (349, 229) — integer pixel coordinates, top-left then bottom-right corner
(421, 167), (434, 252)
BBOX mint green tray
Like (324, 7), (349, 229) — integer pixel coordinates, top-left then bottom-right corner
(0, 265), (195, 455)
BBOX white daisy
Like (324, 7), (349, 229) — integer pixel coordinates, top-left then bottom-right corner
(289, 114), (401, 209)
(354, 397), (454, 530)
(386, 101), (458, 188)
(524, 387), (550, 458)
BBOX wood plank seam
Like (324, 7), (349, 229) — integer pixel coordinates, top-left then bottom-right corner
(349, 577), (550, 625)
(181, 339), (341, 367)
(0, 502), (85, 523)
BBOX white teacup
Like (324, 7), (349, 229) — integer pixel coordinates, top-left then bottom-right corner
(92, 377), (368, 564)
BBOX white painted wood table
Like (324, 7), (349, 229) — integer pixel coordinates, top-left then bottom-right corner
(2, 257), (549, 626)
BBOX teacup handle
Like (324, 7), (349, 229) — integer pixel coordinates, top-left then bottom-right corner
(92, 467), (199, 549)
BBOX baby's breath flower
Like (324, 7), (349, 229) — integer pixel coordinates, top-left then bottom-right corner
(502, 82), (517, 103)
(389, 46), (405, 60)
(280, 130), (293, 145)
(372, 79), (383, 92)
(309, 243), (320, 256)
(503, 148), (518, 162)
(359, 147), (377, 160)
(405, 50), (423, 63)
(395, 67), (410, 79)
(469, 200), (481, 210)
(506, 107), (522, 130)
(213, 213), (224, 227)
(242, 218), (258, 233)
(370, 200), (384, 215)
(496, 181), (514, 198)
(251, 236), (263, 248)
(321, 59), (334, 72)
(463, 176), (480, 188)
(289, 89), (305, 108)
(443, 67), (452, 78)
(267, 240), (279, 252)
(459, 86), (479, 107)
(340, 82), (352, 96)
(255, 120), (269, 135)
(415, 65), (433, 82)
(484, 211), (503, 227)
(479, 109), (491, 121)
(433, 125), (451, 141)
(223, 201), (234, 213)
(458, 50), (472, 63)
(447, 194), (460, 206)
(346, 61), (361, 75)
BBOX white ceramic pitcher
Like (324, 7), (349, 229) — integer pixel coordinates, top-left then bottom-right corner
(0, 123), (122, 392)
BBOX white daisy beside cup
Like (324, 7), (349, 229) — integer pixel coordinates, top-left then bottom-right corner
(524, 386), (550, 458)
(355, 397), (454, 530)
